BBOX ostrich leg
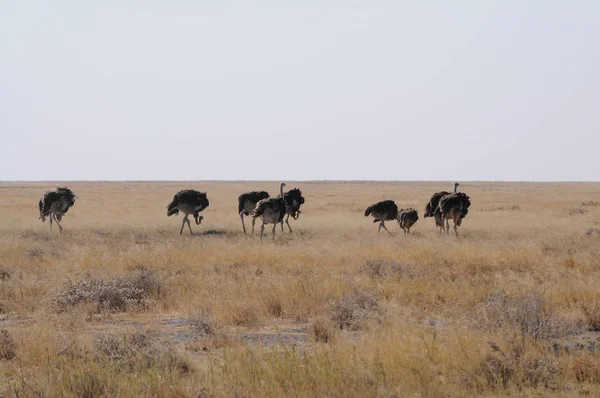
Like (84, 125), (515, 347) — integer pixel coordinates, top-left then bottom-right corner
(285, 214), (293, 233)
(49, 215), (53, 232)
(187, 216), (194, 235)
(180, 216), (187, 235)
(272, 223), (277, 240)
(240, 212), (247, 234)
(53, 214), (63, 234)
(445, 218), (450, 235)
(379, 221), (392, 235)
(454, 219), (459, 238)
(251, 218), (256, 234)
(260, 222), (265, 241)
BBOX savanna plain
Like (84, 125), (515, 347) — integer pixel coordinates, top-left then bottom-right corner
(1, 181), (600, 397)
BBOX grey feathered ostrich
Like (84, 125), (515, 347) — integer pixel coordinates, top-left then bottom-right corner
(252, 182), (288, 240)
(438, 191), (471, 237)
(424, 183), (458, 234)
(398, 208), (419, 236)
(364, 200), (399, 234)
(280, 188), (305, 233)
(167, 190), (209, 235)
(238, 191), (270, 234)
(38, 187), (77, 233)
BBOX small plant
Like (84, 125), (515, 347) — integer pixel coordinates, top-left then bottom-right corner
(474, 291), (580, 340)
(310, 317), (333, 343)
(190, 309), (219, 337)
(581, 302), (600, 331)
(0, 329), (16, 360)
(581, 201), (599, 207)
(326, 288), (383, 331)
(0, 268), (10, 281)
(53, 268), (164, 313)
(569, 208), (587, 216)
(360, 260), (418, 279)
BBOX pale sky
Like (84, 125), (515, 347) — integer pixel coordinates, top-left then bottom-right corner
(1, 1), (598, 181)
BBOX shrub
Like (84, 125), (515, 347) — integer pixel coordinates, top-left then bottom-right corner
(310, 317), (334, 343)
(326, 288), (384, 331)
(190, 309), (220, 337)
(54, 269), (164, 313)
(473, 291), (580, 340)
(479, 340), (559, 390)
(0, 268), (11, 281)
(581, 302), (600, 331)
(569, 208), (587, 216)
(359, 260), (419, 279)
(0, 329), (16, 360)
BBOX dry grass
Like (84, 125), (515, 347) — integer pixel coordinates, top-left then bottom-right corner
(0, 180), (599, 396)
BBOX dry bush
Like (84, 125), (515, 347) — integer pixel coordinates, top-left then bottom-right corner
(94, 332), (190, 374)
(474, 291), (580, 340)
(569, 208), (587, 216)
(359, 260), (419, 279)
(0, 267), (10, 281)
(310, 317), (334, 343)
(479, 340), (559, 390)
(573, 355), (600, 384)
(326, 288), (384, 330)
(264, 296), (284, 318)
(585, 228), (600, 236)
(230, 306), (262, 327)
(190, 309), (220, 337)
(53, 268), (164, 313)
(581, 302), (600, 331)
(581, 201), (599, 207)
(485, 205), (521, 211)
(0, 329), (16, 360)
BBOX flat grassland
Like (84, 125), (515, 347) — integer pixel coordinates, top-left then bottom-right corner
(1, 181), (599, 397)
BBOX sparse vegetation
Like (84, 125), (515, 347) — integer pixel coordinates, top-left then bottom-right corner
(53, 268), (163, 313)
(0, 180), (600, 396)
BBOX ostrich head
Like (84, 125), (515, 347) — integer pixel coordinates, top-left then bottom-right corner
(454, 182), (460, 192)
(279, 182), (286, 197)
(194, 213), (204, 225)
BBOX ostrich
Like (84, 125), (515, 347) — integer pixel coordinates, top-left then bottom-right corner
(398, 208), (419, 236)
(424, 183), (459, 234)
(364, 200), (399, 234)
(252, 182), (289, 240)
(438, 191), (471, 237)
(167, 190), (209, 235)
(38, 186), (76, 233)
(280, 188), (305, 233)
(238, 190), (270, 234)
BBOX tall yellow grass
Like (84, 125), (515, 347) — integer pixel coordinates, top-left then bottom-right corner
(0, 181), (599, 396)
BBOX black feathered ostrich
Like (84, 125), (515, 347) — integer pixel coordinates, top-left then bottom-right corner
(238, 190), (270, 234)
(279, 187), (305, 233)
(424, 183), (458, 234)
(398, 208), (419, 236)
(167, 190), (209, 235)
(38, 187), (77, 233)
(364, 200), (399, 234)
(364, 200), (419, 235)
(252, 182), (289, 240)
(438, 191), (471, 237)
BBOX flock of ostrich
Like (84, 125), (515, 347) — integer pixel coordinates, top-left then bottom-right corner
(37, 183), (472, 239)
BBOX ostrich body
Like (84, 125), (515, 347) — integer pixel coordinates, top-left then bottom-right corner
(279, 188), (305, 233)
(167, 190), (209, 235)
(364, 200), (399, 234)
(238, 191), (270, 234)
(38, 187), (76, 233)
(252, 183), (288, 240)
(438, 192), (471, 237)
(424, 183), (460, 233)
(398, 208), (419, 235)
